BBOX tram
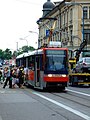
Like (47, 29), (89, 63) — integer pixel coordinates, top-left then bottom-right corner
(16, 45), (69, 90)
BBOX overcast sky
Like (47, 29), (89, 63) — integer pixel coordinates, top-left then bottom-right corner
(0, 0), (61, 51)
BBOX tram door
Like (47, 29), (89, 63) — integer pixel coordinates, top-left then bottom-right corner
(35, 56), (40, 87)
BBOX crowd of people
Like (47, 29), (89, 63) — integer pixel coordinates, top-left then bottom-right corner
(0, 65), (28, 89)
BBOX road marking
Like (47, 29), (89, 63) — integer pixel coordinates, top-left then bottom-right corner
(33, 92), (90, 120)
(66, 89), (90, 97)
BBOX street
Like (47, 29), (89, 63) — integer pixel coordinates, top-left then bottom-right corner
(0, 83), (90, 120)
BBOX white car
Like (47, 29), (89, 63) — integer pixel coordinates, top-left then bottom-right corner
(75, 57), (90, 73)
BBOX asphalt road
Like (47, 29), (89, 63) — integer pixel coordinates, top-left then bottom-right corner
(0, 84), (90, 120)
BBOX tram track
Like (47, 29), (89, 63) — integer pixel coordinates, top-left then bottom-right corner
(66, 90), (90, 101)
(24, 86), (90, 108)
(37, 100), (70, 120)
(24, 88), (70, 120)
(23, 87), (90, 120)
(31, 89), (90, 120)
(49, 90), (90, 108)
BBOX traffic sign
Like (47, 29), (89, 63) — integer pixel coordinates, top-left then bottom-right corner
(46, 30), (50, 37)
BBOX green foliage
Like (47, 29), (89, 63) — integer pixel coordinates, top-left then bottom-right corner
(4, 48), (12, 60)
(16, 45), (35, 56)
(0, 49), (4, 59)
(0, 48), (12, 60)
(22, 46), (28, 52)
(0, 45), (35, 60)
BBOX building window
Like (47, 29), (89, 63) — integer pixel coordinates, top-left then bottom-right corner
(62, 13), (64, 25)
(89, 7), (90, 19)
(84, 29), (90, 44)
(70, 8), (73, 22)
(85, 33), (90, 44)
(70, 29), (73, 45)
(83, 6), (88, 19)
(64, 12), (65, 25)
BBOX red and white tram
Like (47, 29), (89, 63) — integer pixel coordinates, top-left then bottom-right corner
(16, 46), (69, 90)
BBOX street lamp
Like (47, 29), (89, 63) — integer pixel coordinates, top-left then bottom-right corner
(29, 30), (39, 49)
(29, 31), (39, 35)
(19, 37), (28, 47)
(19, 37), (29, 52)
(65, 2), (86, 42)
(16, 42), (18, 51)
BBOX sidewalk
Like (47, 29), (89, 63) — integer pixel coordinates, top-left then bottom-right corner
(0, 82), (20, 94)
(0, 82), (36, 120)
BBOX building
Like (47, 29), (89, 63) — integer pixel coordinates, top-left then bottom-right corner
(37, 0), (90, 57)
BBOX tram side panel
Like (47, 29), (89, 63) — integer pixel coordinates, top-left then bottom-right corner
(27, 69), (69, 89)
(27, 69), (46, 89)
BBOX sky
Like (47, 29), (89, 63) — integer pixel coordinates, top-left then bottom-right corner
(0, 0), (61, 51)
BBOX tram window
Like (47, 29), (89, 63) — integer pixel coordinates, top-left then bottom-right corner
(29, 63), (34, 70)
(29, 56), (35, 70)
(45, 55), (67, 71)
(36, 55), (43, 70)
(40, 56), (43, 70)
(36, 57), (39, 68)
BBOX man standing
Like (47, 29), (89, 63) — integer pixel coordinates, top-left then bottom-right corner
(3, 67), (12, 88)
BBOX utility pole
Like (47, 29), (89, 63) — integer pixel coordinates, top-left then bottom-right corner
(16, 42), (18, 51)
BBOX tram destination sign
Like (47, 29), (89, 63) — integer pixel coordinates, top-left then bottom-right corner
(46, 50), (66, 55)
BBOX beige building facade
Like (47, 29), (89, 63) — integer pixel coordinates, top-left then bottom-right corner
(37, 0), (90, 54)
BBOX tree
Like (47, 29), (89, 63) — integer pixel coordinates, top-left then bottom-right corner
(17, 45), (35, 55)
(0, 45), (35, 60)
(22, 46), (28, 52)
(0, 49), (4, 60)
(28, 46), (35, 51)
(3, 48), (12, 60)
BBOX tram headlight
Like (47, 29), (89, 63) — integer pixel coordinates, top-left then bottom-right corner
(48, 74), (53, 77)
(62, 74), (66, 77)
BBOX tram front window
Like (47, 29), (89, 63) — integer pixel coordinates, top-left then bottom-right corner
(45, 55), (68, 74)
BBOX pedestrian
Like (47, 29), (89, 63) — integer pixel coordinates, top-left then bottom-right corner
(12, 67), (18, 88)
(0, 68), (2, 84)
(1, 67), (4, 83)
(18, 67), (25, 88)
(24, 66), (28, 81)
(3, 67), (12, 88)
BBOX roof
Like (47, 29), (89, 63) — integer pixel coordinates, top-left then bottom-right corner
(16, 51), (32, 59)
(43, 0), (55, 10)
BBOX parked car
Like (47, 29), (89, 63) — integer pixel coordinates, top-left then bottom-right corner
(75, 57), (90, 73)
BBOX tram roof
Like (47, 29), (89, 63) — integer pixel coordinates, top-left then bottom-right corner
(16, 47), (68, 59)
(16, 51), (32, 59)
(16, 49), (43, 59)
